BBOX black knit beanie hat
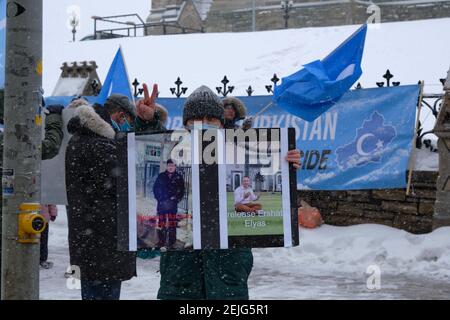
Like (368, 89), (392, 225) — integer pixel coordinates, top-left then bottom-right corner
(183, 86), (224, 126)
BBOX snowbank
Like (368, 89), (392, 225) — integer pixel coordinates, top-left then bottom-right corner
(260, 224), (450, 279)
(40, 206), (450, 300)
(413, 148), (439, 171)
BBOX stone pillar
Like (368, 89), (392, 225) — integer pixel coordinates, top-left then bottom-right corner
(433, 69), (450, 229)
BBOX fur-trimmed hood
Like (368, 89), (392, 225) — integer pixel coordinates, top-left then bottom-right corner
(68, 98), (90, 109)
(222, 97), (247, 121)
(67, 104), (116, 140)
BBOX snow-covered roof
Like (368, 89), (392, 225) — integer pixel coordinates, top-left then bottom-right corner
(43, 18), (450, 135)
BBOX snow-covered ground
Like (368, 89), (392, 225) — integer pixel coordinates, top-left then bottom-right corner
(40, 206), (450, 300)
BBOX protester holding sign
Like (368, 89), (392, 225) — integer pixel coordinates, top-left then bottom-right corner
(157, 85), (301, 300)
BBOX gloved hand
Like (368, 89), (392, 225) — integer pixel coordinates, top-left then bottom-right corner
(50, 215), (57, 222)
(46, 104), (64, 115)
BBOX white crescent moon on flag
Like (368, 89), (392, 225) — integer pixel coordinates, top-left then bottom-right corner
(356, 133), (375, 156)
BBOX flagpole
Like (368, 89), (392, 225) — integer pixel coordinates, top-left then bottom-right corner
(254, 101), (274, 117)
(406, 80), (425, 196)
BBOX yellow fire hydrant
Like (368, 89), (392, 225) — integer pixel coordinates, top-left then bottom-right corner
(18, 203), (46, 244)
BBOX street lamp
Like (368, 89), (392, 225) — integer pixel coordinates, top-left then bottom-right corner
(281, 0), (294, 29)
(70, 12), (79, 42)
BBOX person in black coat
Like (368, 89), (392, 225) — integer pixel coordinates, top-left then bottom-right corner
(65, 86), (165, 300)
(153, 159), (185, 248)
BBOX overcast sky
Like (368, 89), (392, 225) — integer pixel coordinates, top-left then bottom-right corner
(43, 0), (151, 43)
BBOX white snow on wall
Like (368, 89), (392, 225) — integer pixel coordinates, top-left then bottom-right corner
(43, 18), (450, 135)
(51, 77), (88, 96)
(413, 147), (439, 171)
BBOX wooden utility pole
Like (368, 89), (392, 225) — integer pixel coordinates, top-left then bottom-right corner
(1, 0), (43, 300)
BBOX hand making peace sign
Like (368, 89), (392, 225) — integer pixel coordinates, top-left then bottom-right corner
(136, 83), (158, 121)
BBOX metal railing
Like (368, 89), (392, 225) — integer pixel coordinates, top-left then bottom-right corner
(91, 13), (204, 39)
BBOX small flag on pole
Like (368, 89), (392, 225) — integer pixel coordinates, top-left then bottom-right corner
(273, 24), (368, 121)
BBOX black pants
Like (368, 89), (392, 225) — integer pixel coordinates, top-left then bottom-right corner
(40, 224), (49, 263)
(81, 279), (122, 300)
(157, 213), (177, 247)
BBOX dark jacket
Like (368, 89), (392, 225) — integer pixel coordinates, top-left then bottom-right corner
(41, 113), (65, 160)
(65, 104), (133, 282)
(65, 102), (165, 282)
(153, 171), (185, 214)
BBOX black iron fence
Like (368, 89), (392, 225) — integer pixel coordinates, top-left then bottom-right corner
(89, 69), (446, 150)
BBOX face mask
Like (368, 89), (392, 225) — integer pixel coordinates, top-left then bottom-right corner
(111, 117), (132, 132)
(111, 119), (121, 132)
(119, 117), (132, 132)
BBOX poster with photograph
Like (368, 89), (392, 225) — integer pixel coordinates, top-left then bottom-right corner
(117, 130), (193, 251)
(222, 128), (298, 249)
(117, 128), (298, 251)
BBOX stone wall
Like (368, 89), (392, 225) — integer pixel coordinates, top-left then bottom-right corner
(152, 0), (183, 8)
(149, 1), (450, 34)
(206, 1), (450, 33)
(146, 1), (203, 35)
(298, 171), (438, 234)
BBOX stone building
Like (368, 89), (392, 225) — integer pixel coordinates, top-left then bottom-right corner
(145, 0), (211, 35)
(146, 0), (450, 35)
(51, 61), (102, 97)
